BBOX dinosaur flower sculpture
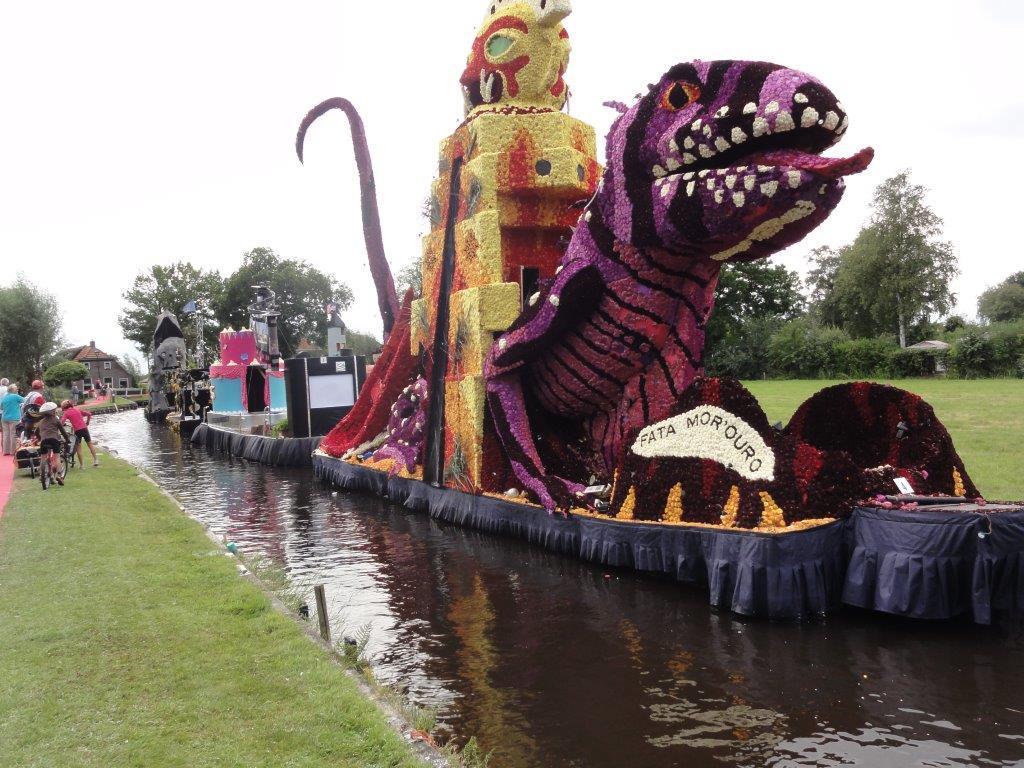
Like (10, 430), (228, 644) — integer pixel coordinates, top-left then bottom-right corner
(484, 60), (874, 510)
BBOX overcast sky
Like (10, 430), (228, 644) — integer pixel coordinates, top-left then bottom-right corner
(2, 1), (1021, 363)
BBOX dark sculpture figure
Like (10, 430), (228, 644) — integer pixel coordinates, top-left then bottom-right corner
(145, 311), (187, 423)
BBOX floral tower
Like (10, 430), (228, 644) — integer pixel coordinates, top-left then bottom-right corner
(410, 0), (599, 490)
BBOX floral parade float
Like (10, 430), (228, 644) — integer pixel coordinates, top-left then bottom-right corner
(300, 0), (1023, 621)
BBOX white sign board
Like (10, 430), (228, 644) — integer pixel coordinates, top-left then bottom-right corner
(308, 374), (355, 409)
(630, 405), (776, 481)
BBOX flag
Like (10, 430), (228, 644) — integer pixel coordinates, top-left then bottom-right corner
(181, 300), (198, 314)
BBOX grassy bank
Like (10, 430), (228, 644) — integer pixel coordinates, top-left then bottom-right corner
(0, 455), (424, 768)
(743, 379), (1024, 500)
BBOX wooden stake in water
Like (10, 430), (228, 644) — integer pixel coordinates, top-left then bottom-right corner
(314, 584), (330, 643)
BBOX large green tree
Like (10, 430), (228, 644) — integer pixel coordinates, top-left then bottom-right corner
(215, 247), (354, 358)
(0, 277), (62, 383)
(119, 262), (224, 361)
(978, 271), (1024, 323)
(705, 260), (804, 377)
(43, 360), (88, 388)
(806, 172), (957, 346)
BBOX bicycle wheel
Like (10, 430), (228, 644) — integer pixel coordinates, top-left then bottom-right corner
(40, 457), (50, 490)
(55, 452), (68, 483)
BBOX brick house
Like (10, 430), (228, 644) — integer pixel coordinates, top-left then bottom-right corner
(65, 341), (134, 391)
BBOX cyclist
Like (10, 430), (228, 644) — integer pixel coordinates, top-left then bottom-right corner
(33, 402), (71, 487)
(61, 399), (98, 468)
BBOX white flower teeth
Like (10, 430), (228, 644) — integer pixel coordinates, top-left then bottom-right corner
(686, 180), (696, 196)
(732, 191), (745, 207)
(691, 118), (702, 131)
(682, 153), (696, 165)
(706, 178), (715, 190)
(714, 189), (724, 204)
(498, 337), (508, 350)
(743, 101), (757, 114)
(823, 110), (840, 130)
(787, 170), (802, 188)
(669, 138), (679, 153)
(683, 171), (695, 180)
(714, 136), (730, 152)
(794, 92), (808, 104)
(837, 115), (849, 134)
(653, 165), (667, 177)
(725, 174), (737, 189)
(702, 124), (713, 138)
(715, 105), (729, 118)
(584, 210), (592, 221)
(698, 169), (710, 177)
(736, 166), (748, 173)
(548, 294), (560, 307)
(698, 144), (715, 158)
(764, 100), (780, 114)
(775, 111), (795, 132)
(757, 165), (772, 173)
(760, 180), (778, 197)
(801, 107), (819, 128)
(683, 136), (695, 149)
(752, 117), (770, 137)
(731, 126), (747, 144)
(744, 175), (756, 191)
(665, 157), (681, 171)
(529, 292), (540, 306)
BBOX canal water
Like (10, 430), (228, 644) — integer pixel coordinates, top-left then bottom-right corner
(92, 412), (1024, 768)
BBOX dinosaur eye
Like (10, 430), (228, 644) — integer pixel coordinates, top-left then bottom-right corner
(486, 35), (515, 58)
(662, 81), (700, 110)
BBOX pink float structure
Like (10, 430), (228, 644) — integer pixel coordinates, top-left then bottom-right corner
(208, 327), (287, 415)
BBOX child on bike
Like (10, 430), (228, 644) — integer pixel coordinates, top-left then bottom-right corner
(61, 399), (98, 468)
(32, 402), (71, 487)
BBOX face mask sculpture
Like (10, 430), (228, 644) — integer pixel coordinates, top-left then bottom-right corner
(146, 311), (187, 421)
(484, 60), (874, 511)
(461, 0), (572, 115)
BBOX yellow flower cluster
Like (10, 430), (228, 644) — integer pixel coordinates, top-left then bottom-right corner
(720, 485), (740, 527)
(758, 491), (787, 529)
(952, 467), (966, 497)
(662, 483), (684, 523)
(616, 486), (637, 520)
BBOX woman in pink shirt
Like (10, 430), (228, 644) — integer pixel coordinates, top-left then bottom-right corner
(61, 400), (98, 467)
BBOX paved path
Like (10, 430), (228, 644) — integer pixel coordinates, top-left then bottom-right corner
(0, 453), (14, 520)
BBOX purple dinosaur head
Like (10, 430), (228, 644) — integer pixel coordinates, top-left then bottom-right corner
(598, 59), (873, 262)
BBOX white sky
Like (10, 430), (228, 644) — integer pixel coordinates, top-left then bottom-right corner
(2, 1), (1022, 362)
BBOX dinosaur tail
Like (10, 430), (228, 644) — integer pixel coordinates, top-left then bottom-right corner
(297, 97), (400, 336)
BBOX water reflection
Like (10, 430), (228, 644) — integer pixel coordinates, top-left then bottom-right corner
(92, 412), (1024, 768)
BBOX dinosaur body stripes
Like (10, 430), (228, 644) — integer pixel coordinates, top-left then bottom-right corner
(485, 60), (873, 510)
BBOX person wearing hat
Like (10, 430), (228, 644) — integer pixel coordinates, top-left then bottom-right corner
(1, 383), (24, 455)
(22, 379), (45, 416)
(33, 402), (70, 486)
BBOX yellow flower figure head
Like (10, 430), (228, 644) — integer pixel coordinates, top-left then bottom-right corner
(460, 0), (573, 115)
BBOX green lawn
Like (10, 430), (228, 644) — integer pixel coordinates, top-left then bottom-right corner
(0, 455), (424, 768)
(81, 395), (138, 412)
(742, 379), (1024, 500)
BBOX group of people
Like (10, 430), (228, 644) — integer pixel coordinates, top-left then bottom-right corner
(1, 378), (99, 479)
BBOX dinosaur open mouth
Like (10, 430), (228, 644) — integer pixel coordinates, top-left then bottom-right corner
(463, 69), (505, 108)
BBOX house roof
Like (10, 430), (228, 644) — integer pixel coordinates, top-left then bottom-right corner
(72, 345), (117, 362)
(905, 340), (951, 352)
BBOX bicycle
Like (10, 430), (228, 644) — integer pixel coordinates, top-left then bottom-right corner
(39, 440), (69, 491)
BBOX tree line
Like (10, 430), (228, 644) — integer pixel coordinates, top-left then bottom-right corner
(118, 247), (375, 361)
(705, 171), (1024, 380)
